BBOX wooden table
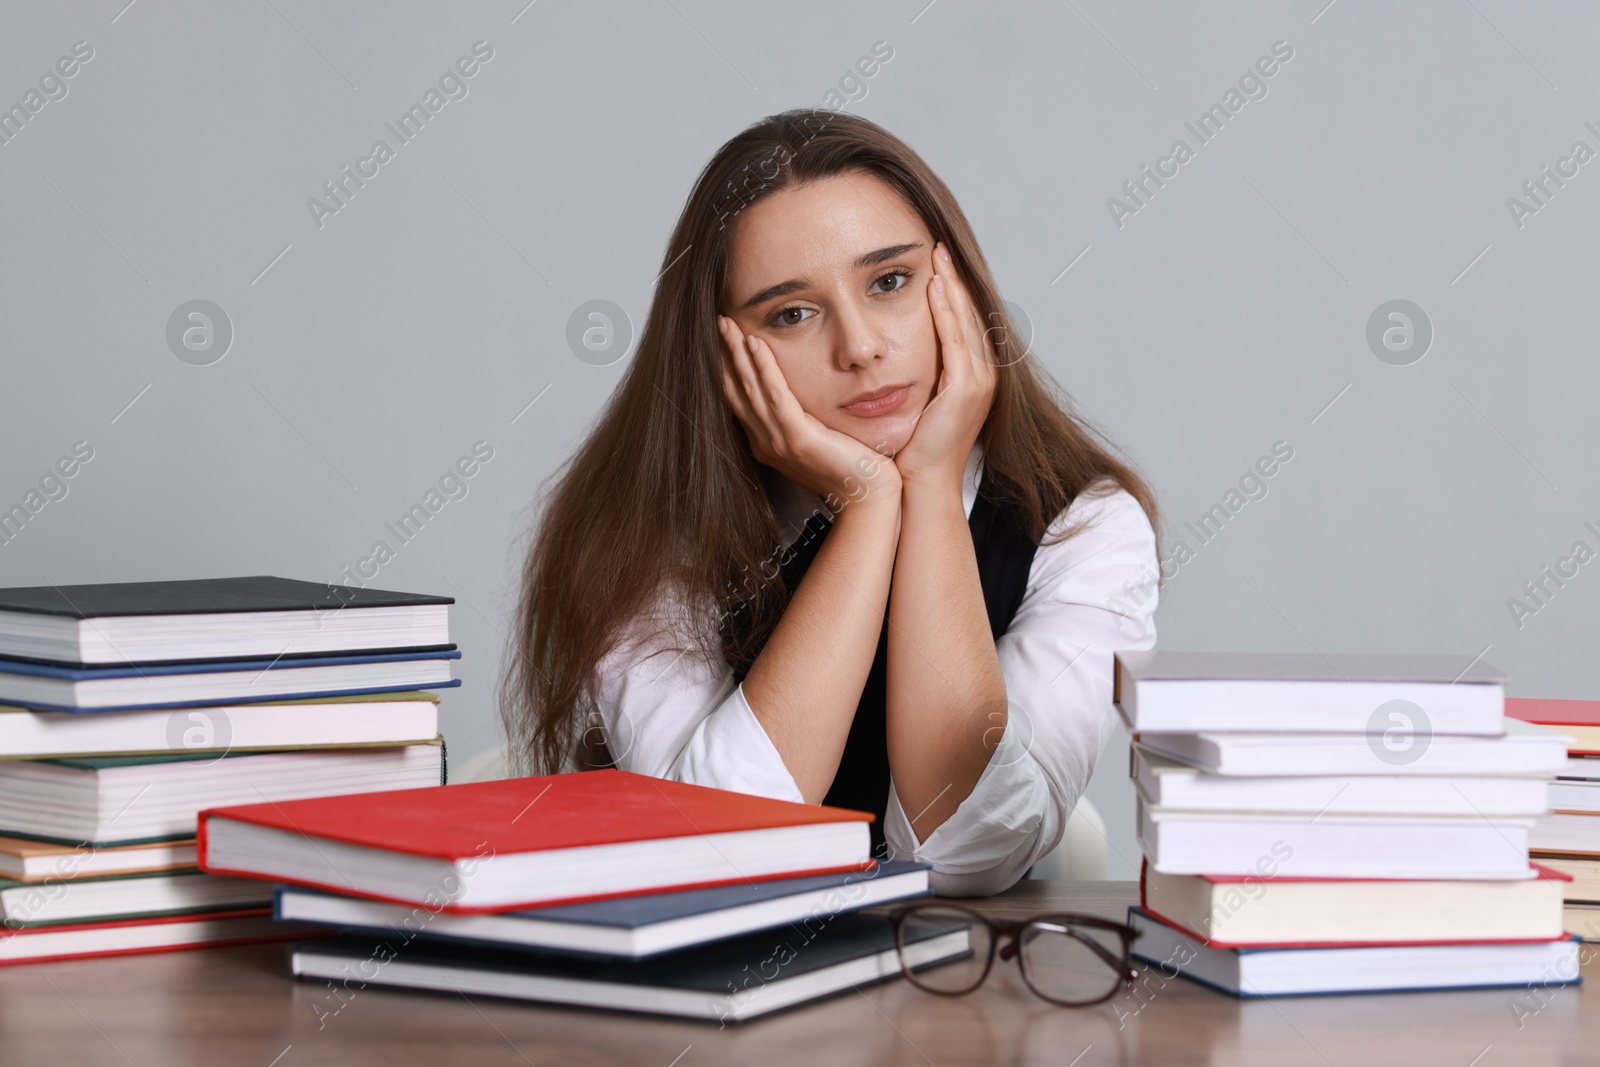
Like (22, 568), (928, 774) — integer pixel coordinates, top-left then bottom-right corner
(0, 881), (1590, 1065)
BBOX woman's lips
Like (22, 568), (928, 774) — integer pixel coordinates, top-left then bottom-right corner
(843, 386), (910, 417)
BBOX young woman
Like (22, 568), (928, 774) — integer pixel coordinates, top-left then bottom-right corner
(503, 110), (1161, 896)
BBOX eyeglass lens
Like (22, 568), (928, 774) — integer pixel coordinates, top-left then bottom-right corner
(896, 906), (995, 995)
(1018, 919), (1128, 1004)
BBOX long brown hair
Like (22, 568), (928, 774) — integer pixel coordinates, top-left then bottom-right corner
(502, 109), (1161, 776)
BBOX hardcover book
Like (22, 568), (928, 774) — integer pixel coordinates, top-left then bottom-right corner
(0, 575), (453, 666)
(202, 768), (873, 912)
(275, 860), (931, 958)
(1140, 862), (1567, 947)
(0, 908), (325, 965)
(290, 910), (969, 1022)
(0, 741), (445, 844)
(0, 691), (441, 759)
(1128, 906), (1580, 997)
(0, 650), (460, 713)
(1509, 698), (1600, 756)
(1114, 650), (1506, 734)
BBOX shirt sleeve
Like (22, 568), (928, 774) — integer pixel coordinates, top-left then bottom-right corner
(881, 483), (1160, 897)
(589, 598), (806, 804)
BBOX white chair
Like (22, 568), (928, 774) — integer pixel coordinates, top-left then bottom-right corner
(450, 741), (1108, 881)
(1026, 798), (1108, 881)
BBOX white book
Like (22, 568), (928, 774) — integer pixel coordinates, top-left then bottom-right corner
(0, 741), (442, 844)
(1549, 779), (1600, 813)
(1129, 907), (1580, 997)
(0, 834), (195, 880)
(0, 911), (315, 963)
(1114, 651), (1505, 734)
(0, 870), (271, 926)
(1559, 757), (1600, 782)
(1134, 718), (1569, 777)
(1532, 812), (1600, 854)
(1138, 798), (1534, 879)
(0, 692), (439, 759)
(1134, 749), (1550, 816)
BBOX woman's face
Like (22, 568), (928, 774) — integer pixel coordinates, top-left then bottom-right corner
(722, 171), (939, 458)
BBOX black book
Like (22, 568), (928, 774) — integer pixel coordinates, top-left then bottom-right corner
(290, 910), (971, 1023)
(0, 576), (452, 666)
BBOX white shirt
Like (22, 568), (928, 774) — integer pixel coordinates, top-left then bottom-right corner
(590, 440), (1159, 896)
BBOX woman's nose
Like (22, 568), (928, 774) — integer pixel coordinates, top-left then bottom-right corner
(832, 304), (884, 370)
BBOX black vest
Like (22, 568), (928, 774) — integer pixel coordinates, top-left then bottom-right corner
(741, 468), (1040, 857)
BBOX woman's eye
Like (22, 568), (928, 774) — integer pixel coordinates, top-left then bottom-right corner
(872, 270), (911, 294)
(773, 306), (815, 327)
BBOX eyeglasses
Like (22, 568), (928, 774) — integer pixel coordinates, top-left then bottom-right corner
(888, 902), (1142, 1006)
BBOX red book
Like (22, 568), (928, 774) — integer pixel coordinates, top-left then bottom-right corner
(198, 769), (874, 913)
(1507, 697), (1600, 754)
(0, 908), (327, 966)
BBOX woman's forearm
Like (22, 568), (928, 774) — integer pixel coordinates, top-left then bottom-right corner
(741, 490), (902, 803)
(885, 477), (1008, 842)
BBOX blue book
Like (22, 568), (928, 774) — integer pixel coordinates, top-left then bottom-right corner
(0, 650), (461, 713)
(276, 860), (932, 959)
(1129, 906), (1582, 997)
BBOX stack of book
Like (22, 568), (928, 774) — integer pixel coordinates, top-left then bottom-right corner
(1116, 650), (1581, 997)
(198, 769), (945, 1022)
(0, 576), (456, 964)
(1515, 698), (1600, 939)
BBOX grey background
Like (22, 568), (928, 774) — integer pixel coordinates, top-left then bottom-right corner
(3, 1), (1596, 880)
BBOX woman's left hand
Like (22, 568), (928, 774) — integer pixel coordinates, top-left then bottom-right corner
(892, 242), (1000, 490)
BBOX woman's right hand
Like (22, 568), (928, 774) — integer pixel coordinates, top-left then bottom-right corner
(717, 314), (901, 514)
